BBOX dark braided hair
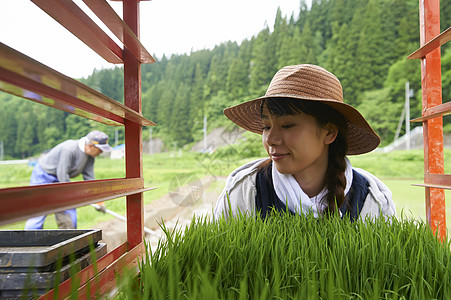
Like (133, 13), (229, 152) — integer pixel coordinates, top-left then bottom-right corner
(261, 98), (349, 215)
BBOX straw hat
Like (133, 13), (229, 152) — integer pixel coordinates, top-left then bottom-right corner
(224, 64), (380, 155)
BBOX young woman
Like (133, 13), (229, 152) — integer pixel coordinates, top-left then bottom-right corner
(214, 64), (395, 220)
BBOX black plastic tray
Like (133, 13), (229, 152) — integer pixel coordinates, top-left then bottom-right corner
(0, 229), (102, 268)
(0, 242), (107, 298)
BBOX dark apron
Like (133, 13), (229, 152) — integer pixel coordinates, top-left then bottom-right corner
(255, 163), (369, 221)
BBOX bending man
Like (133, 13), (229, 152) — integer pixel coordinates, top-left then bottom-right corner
(24, 130), (112, 229)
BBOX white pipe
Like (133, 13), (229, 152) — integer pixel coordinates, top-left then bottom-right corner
(90, 204), (157, 236)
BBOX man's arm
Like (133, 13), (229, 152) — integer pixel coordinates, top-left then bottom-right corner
(82, 157), (95, 181)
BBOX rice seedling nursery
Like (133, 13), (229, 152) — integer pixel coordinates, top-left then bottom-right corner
(116, 211), (451, 299)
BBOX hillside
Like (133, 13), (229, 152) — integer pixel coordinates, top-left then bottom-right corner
(0, 0), (450, 159)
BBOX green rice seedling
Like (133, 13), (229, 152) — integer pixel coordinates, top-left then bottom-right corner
(104, 212), (451, 299)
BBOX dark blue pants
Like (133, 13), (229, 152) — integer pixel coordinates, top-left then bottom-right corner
(24, 164), (77, 229)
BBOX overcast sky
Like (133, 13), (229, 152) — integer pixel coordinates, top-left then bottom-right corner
(0, 0), (305, 78)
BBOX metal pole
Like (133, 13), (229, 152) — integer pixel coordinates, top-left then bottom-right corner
(394, 107), (405, 142)
(0, 141), (3, 161)
(115, 129), (118, 147)
(419, 0), (445, 240)
(405, 81), (410, 150)
(203, 115), (207, 152)
(90, 204), (158, 237)
(149, 127), (153, 154)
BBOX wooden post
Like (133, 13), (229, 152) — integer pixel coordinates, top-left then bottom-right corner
(419, 0), (446, 239)
(123, 0), (144, 248)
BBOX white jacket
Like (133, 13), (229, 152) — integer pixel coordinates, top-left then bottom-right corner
(214, 158), (396, 220)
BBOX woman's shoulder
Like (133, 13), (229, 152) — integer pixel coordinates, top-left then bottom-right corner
(223, 158), (268, 190)
(352, 168), (391, 196)
(353, 168), (396, 218)
(214, 158), (268, 219)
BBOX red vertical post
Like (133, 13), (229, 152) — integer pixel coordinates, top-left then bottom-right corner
(123, 0), (144, 248)
(419, 0), (446, 239)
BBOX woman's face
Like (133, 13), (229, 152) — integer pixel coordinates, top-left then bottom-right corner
(261, 104), (337, 184)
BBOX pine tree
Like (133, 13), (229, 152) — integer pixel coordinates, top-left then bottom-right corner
(342, 0), (367, 104)
(394, 0), (420, 59)
(157, 81), (176, 135)
(299, 21), (317, 64)
(355, 0), (393, 98)
(0, 96), (18, 158)
(190, 63), (206, 139)
(288, 27), (304, 66)
(170, 84), (193, 146)
(249, 28), (275, 93)
(142, 84), (161, 124)
(227, 58), (248, 100)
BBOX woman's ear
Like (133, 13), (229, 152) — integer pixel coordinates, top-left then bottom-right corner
(324, 123), (339, 145)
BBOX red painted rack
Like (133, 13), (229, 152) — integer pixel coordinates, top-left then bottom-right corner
(407, 0), (449, 240)
(0, 0), (155, 298)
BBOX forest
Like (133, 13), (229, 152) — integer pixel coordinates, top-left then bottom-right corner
(0, 0), (450, 159)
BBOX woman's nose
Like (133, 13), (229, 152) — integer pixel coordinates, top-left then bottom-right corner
(264, 128), (282, 146)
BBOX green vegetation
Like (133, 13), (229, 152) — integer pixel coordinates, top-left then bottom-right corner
(117, 212), (451, 299)
(1, 0), (451, 158)
(349, 150), (431, 180)
(2, 149), (451, 298)
(1, 149), (450, 233)
(350, 150), (451, 231)
(0, 151), (249, 230)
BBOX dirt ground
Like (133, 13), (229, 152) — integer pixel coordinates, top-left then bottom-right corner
(93, 176), (226, 252)
(94, 126), (242, 251)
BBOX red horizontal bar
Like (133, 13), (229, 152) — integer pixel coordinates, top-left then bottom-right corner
(31, 0), (123, 64)
(408, 27), (451, 59)
(425, 173), (451, 188)
(0, 66), (123, 126)
(39, 242), (144, 299)
(79, 242), (145, 299)
(83, 0), (155, 64)
(0, 178), (156, 225)
(412, 174), (451, 190)
(410, 101), (451, 122)
(412, 184), (451, 190)
(0, 42), (156, 126)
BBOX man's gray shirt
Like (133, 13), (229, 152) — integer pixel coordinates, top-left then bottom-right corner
(38, 140), (95, 183)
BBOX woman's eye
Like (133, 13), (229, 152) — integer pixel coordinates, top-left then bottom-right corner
(262, 126), (271, 131)
(282, 124), (295, 129)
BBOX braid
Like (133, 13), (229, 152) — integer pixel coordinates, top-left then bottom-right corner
(323, 131), (348, 215)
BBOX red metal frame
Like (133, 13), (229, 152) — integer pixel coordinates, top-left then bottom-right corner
(31, 0), (155, 64)
(123, 0), (145, 250)
(410, 101), (451, 122)
(0, 42), (155, 127)
(40, 242), (145, 299)
(31, 0), (123, 63)
(407, 27), (451, 60)
(0, 0), (155, 298)
(82, 0), (155, 64)
(0, 179), (156, 226)
(408, 0), (448, 239)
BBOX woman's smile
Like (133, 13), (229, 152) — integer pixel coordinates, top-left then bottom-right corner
(269, 152), (289, 161)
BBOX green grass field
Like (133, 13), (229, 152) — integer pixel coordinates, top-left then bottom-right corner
(1, 149), (450, 234)
(348, 150), (451, 231)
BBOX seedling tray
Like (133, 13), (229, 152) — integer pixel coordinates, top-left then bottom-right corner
(0, 229), (102, 270)
(0, 242), (106, 298)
